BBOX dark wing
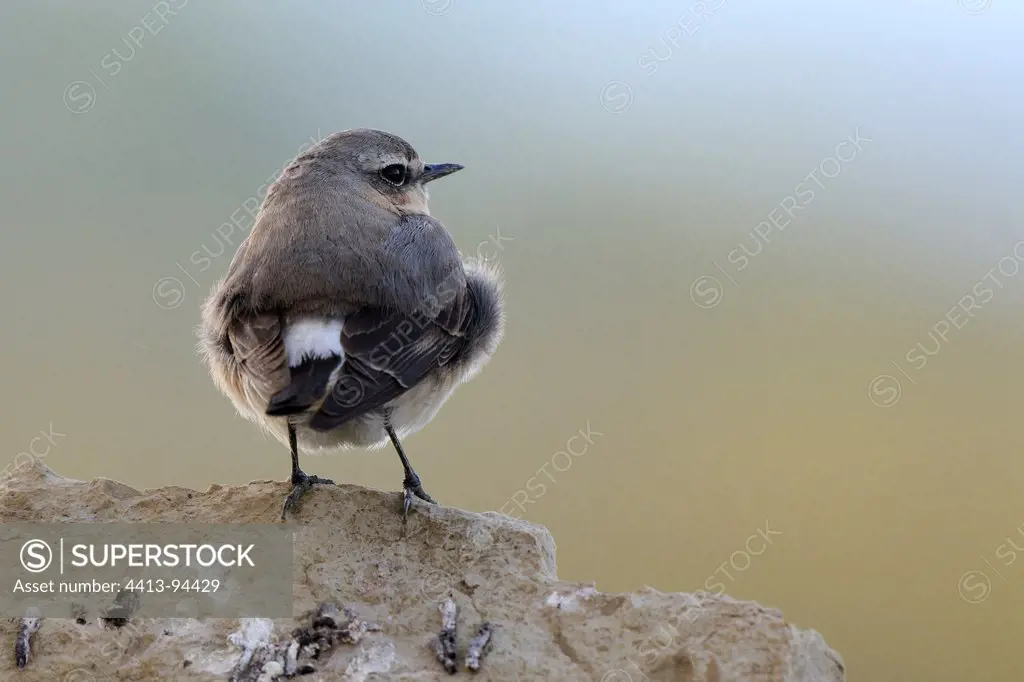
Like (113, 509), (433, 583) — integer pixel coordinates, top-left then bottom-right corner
(307, 284), (475, 431)
(227, 313), (292, 403)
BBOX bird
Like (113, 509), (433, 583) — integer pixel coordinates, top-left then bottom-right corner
(197, 128), (504, 521)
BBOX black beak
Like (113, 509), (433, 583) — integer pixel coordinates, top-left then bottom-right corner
(420, 163), (464, 184)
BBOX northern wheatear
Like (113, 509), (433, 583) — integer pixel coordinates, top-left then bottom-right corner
(198, 129), (504, 520)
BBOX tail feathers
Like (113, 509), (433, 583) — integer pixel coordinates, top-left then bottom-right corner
(265, 356), (339, 417)
(265, 389), (312, 416)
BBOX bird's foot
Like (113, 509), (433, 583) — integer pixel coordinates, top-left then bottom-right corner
(402, 472), (437, 522)
(281, 470), (335, 520)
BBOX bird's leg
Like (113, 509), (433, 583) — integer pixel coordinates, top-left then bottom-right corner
(384, 417), (437, 521)
(281, 421), (335, 520)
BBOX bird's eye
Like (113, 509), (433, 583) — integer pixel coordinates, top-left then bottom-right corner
(379, 164), (407, 186)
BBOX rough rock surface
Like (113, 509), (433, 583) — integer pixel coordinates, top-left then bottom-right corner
(0, 461), (845, 680)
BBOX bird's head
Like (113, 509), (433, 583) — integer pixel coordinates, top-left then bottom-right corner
(308, 128), (463, 216)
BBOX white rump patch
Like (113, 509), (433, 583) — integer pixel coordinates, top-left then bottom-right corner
(284, 319), (343, 366)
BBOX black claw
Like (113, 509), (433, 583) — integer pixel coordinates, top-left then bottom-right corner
(402, 477), (438, 521)
(281, 471), (335, 520)
(403, 488), (414, 522)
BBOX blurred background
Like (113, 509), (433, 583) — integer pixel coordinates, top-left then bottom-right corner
(2, 1), (1023, 679)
